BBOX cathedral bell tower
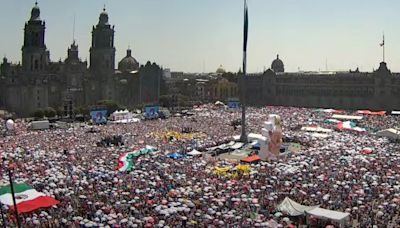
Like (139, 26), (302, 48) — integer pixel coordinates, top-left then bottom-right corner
(22, 2), (50, 72)
(89, 6), (116, 73)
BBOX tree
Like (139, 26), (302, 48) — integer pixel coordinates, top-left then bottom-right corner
(73, 106), (89, 116)
(159, 95), (173, 107)
(44, 107), (56, 118)
(55, 107), (63, 117)
(32, 109), (44, 119)
(97, 100), (121, 115)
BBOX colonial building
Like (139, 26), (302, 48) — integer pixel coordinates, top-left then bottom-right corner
(0, 3), (161, 117)
(242, 56), (400, 111)
(163, 66), (239, 104)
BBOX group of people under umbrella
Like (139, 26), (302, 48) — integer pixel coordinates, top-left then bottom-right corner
(0, 105), (399, 227)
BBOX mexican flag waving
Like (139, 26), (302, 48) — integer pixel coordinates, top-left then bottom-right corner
(0, 183), (59, 213)
(117, 146), (158, 172)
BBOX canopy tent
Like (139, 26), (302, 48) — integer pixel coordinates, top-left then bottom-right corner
(187, 149), (202, 156)
(112, 118), (140, 124)
(110, 109), (139, 123)
(307, 133), (330, 139)
(241, 155), (261, 163)
(276, 197), (319, 216)
(230, 142), (244, 150)
(215, 101), (225, 106)
(301, 126), (333, 133)
(247, 133), (267, 142)
(168, 153), (185, 159)
(307, 207), (350, 223)
(376, 128), (400, 140)
(332, 114), (362, 121)
(391, 111), (400, 115)
(357, 110), (386, 116)
(252, 142), (260, 150)
(314, 108), (344, 114)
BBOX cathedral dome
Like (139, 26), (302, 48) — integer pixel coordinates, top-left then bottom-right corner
(30, 2), (41, 21)
(118, 49), (139, 73)
(216, 65), (226, 74)
(99, 7), (109, 25)
(271, 54), (284, 73)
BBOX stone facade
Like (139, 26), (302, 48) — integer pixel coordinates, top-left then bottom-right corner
(242, 61), (400, 111)
(0, 3), (161, 117)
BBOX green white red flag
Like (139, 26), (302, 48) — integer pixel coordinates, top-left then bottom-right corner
(0, 183), (59, 213)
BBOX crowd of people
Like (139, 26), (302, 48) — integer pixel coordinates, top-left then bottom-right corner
(0, 105), (399, 227)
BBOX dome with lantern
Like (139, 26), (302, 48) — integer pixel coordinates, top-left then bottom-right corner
(118, 48), (139, 73)
(216, 65), (226, 74)
(271, 55), (284, 73)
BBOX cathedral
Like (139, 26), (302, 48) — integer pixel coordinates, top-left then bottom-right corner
(0, 3), (161, 117)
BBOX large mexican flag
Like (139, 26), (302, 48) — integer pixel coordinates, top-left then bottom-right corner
(337, 121), (366, 133)
(117, 146), (158, 172)
(0, 183), (59, 213)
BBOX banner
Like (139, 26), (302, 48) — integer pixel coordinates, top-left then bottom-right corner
(144, 106), (160, 119)
(228, 101), (240, 109)
(90, 110), (107, 124)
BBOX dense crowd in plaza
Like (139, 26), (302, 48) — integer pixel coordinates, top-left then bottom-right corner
(0, 105), (399, 227)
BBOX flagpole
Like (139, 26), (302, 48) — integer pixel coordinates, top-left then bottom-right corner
(8, 167), (20, 228)
(240, 0), (248, 143)
(383, 34), (385, 62)
(0, 202), (6, 228)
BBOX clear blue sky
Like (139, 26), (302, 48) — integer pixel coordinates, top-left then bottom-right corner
(1, 0), (399, 73)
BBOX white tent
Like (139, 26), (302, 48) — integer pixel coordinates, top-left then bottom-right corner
(376, 128), (400, 140)
(301, 126), (333, 133)
(230, 142), (244, 150)
(215, 101), (225, 106)
(307, 207), (350, 223)
(332, 114), (362, 121)
(277, 197), (319, 216)
(110, 109), (137, 123)
(187, 149), (202, 156)
(307, 133), (330, 139)
(247, 133), (267, 142)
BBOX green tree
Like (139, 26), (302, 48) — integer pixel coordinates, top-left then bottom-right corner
(44, 107), (56, 118)
(32, 109), (44, 119)
(74, 106), (89, 115)
(97, 100), (121, 115)
(159, 95), (173, 107)
(55, 107), (63, 117)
